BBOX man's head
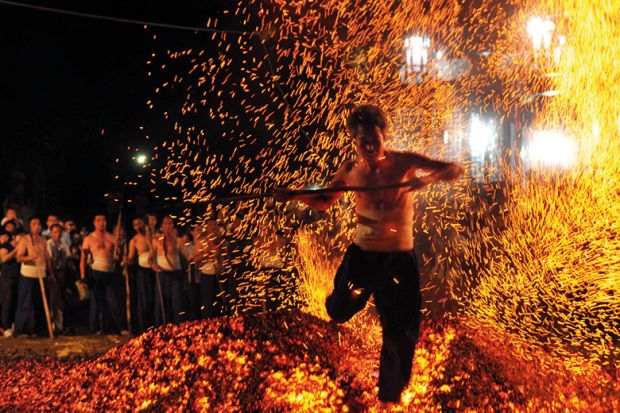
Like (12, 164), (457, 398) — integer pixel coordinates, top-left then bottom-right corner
(64, 219), (76, 233)
(346, 104), (388, 166)
(50, 224), (63, 243)
(29, 217), (42, 235)
(93, 215), (107, 232)
(0, 229), (8, 245)
(5, 207), (17, 220)
(205, 219), (219, 236)
(146, 214), (158, 229)
(3, 220), (16, 234)
(132, 217), (145, 234)
(161, 216), (174, 235)
(46, 215), (59, 229)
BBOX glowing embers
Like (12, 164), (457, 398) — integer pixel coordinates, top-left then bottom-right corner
(522, 129), (576, 170)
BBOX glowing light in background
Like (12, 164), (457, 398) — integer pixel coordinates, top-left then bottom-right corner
(404, 35), (430, 74)
(469, 114), (496, 161)
(527, 17), (556, 50)
(136, 154), (148, 165)
(522, 130), (576, 169)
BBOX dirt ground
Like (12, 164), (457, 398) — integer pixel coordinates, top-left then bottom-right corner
(0, 334), (131, 358)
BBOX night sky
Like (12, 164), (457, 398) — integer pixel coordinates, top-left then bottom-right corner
(0, 1), (223, 225)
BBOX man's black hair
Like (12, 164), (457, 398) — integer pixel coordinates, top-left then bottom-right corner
(29, 216), (41, 223)
(346, 104), (388, 134)
(3, 220), (16, 229)
(50, 223), (63, 231)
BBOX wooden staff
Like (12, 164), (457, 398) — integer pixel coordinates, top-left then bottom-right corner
(155, 271), (166, 324)
(38, 275), (54, 339)
(123, 243), (132, 334)
(114, 208), (132, 333)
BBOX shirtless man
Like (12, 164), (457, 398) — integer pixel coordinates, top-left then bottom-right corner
(127, 217), (155, 333)
(80, 215), (124, 334)
(14, 217), (52, 336)
(276, 104), (463, 406)
(152, 216), (187, 325)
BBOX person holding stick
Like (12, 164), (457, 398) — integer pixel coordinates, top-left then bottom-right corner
(13, 217), (54, 338)
(275, 104), (463, 407)
(80, 215), (124, 334)
(152, 216), (187, 325)
(127, 217), (155, 333)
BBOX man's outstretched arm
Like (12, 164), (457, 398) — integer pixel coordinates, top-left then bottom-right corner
(403, 152), (464, 186)
(275, 161), (353, 211)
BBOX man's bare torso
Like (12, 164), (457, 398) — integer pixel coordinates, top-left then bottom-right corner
(132, 233), (152, 255)
(154, 233), (182, 270)
(341, 151), (417, 252)
(86, 231), (116, 272)
(21, 235), (48, 268)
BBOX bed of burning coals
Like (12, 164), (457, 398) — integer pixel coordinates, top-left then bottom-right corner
(0, 310), (617, 412)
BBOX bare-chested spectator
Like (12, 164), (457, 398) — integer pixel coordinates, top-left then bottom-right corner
(14, 217), (52, 337)
(80, 215), (124, 334)
(127, 217), (155, 333)
(152, 216), (187, 325)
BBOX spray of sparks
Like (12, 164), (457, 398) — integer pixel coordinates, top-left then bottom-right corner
(142, 0), (619, 370)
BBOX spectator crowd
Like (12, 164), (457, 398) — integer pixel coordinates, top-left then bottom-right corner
(0, 206), (285, 338)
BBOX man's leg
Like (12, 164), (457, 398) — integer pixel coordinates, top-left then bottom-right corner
(0, 277), (18, 330)
(13, 277), (35, 335)
(104, 274), (123, 332)
(13, 276), (37, 336)
(325, 245), (372, 323)
(373, 251), (422, 403)
(91, 271), (108, 332)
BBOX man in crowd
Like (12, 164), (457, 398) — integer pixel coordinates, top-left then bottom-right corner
(47, 223), (72, 334)
(80, 214), (124, 334)
(1, 207), (24, 230)
(14, 217), (51, 337)
(0, 227), (20, 337)
(146, 213), (158, 242)
(127, 217), (155, 334)
(152, 216), (187, 325)
(42, 215), (59, 239)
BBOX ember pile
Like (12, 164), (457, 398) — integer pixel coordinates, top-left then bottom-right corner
(0, 311), (617, 412)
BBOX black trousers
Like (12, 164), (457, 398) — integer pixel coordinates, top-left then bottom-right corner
(134, 266), (156, 333)
(90, 270), (123, 333)
(0, 270), (19, 330)
(155, 270), (183, 325)
(14, 276), (48, 336)
(326, 243), (422, 403)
